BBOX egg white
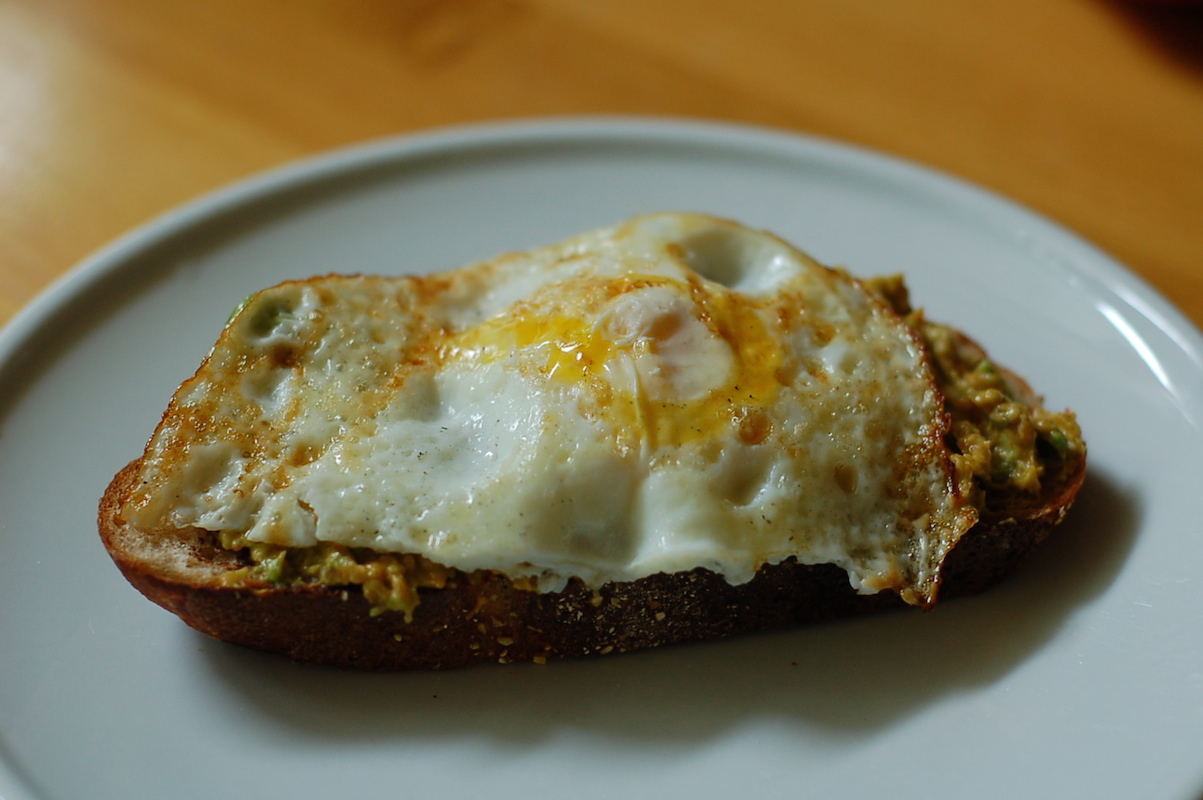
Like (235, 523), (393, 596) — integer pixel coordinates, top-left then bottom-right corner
(126, 213), (975, 602)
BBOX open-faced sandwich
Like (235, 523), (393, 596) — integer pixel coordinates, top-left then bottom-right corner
(99, 213), (1086, 669)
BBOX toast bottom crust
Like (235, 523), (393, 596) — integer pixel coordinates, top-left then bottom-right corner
(98, 456), (1084, 671)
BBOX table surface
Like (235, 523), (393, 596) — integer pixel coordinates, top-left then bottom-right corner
(2, 0), (1201, 333)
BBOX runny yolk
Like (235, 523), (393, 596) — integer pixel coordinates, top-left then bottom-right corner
(439, 274), (785, 451)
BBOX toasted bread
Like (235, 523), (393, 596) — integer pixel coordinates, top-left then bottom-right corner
(98, 214), (1086, 670)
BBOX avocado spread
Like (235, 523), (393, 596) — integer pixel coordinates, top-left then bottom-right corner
(215, 533), (458, 619)
(867, 275), (1085, 513)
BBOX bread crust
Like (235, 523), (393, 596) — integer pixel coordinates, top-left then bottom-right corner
(99, 448), (1085, 670)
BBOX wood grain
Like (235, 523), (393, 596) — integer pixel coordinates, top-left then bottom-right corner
(1, 0), (1200, 329)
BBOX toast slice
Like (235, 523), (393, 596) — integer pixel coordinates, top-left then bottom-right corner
(98, 213), (1085, 670)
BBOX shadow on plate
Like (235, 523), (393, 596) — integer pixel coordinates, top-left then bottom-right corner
(195, 467), (1138, 745)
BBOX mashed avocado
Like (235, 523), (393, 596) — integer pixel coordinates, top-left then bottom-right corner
(867, 275), (1085, 512)
(215, 533), (457, 619)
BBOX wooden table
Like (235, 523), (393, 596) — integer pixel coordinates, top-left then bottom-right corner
(2, 0), (1201, 330)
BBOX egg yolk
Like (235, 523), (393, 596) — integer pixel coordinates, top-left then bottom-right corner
(441, 273), (784, 452)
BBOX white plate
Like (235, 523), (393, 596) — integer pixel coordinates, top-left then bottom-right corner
(2, 118), (1201, 800)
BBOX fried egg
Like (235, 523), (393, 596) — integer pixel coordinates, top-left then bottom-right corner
(125, 213), (976, 604)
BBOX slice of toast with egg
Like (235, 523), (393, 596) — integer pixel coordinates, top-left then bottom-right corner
(99, 213), (1085, 669)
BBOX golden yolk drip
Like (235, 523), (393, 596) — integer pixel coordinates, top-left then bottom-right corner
(441, 275), (785, 450)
